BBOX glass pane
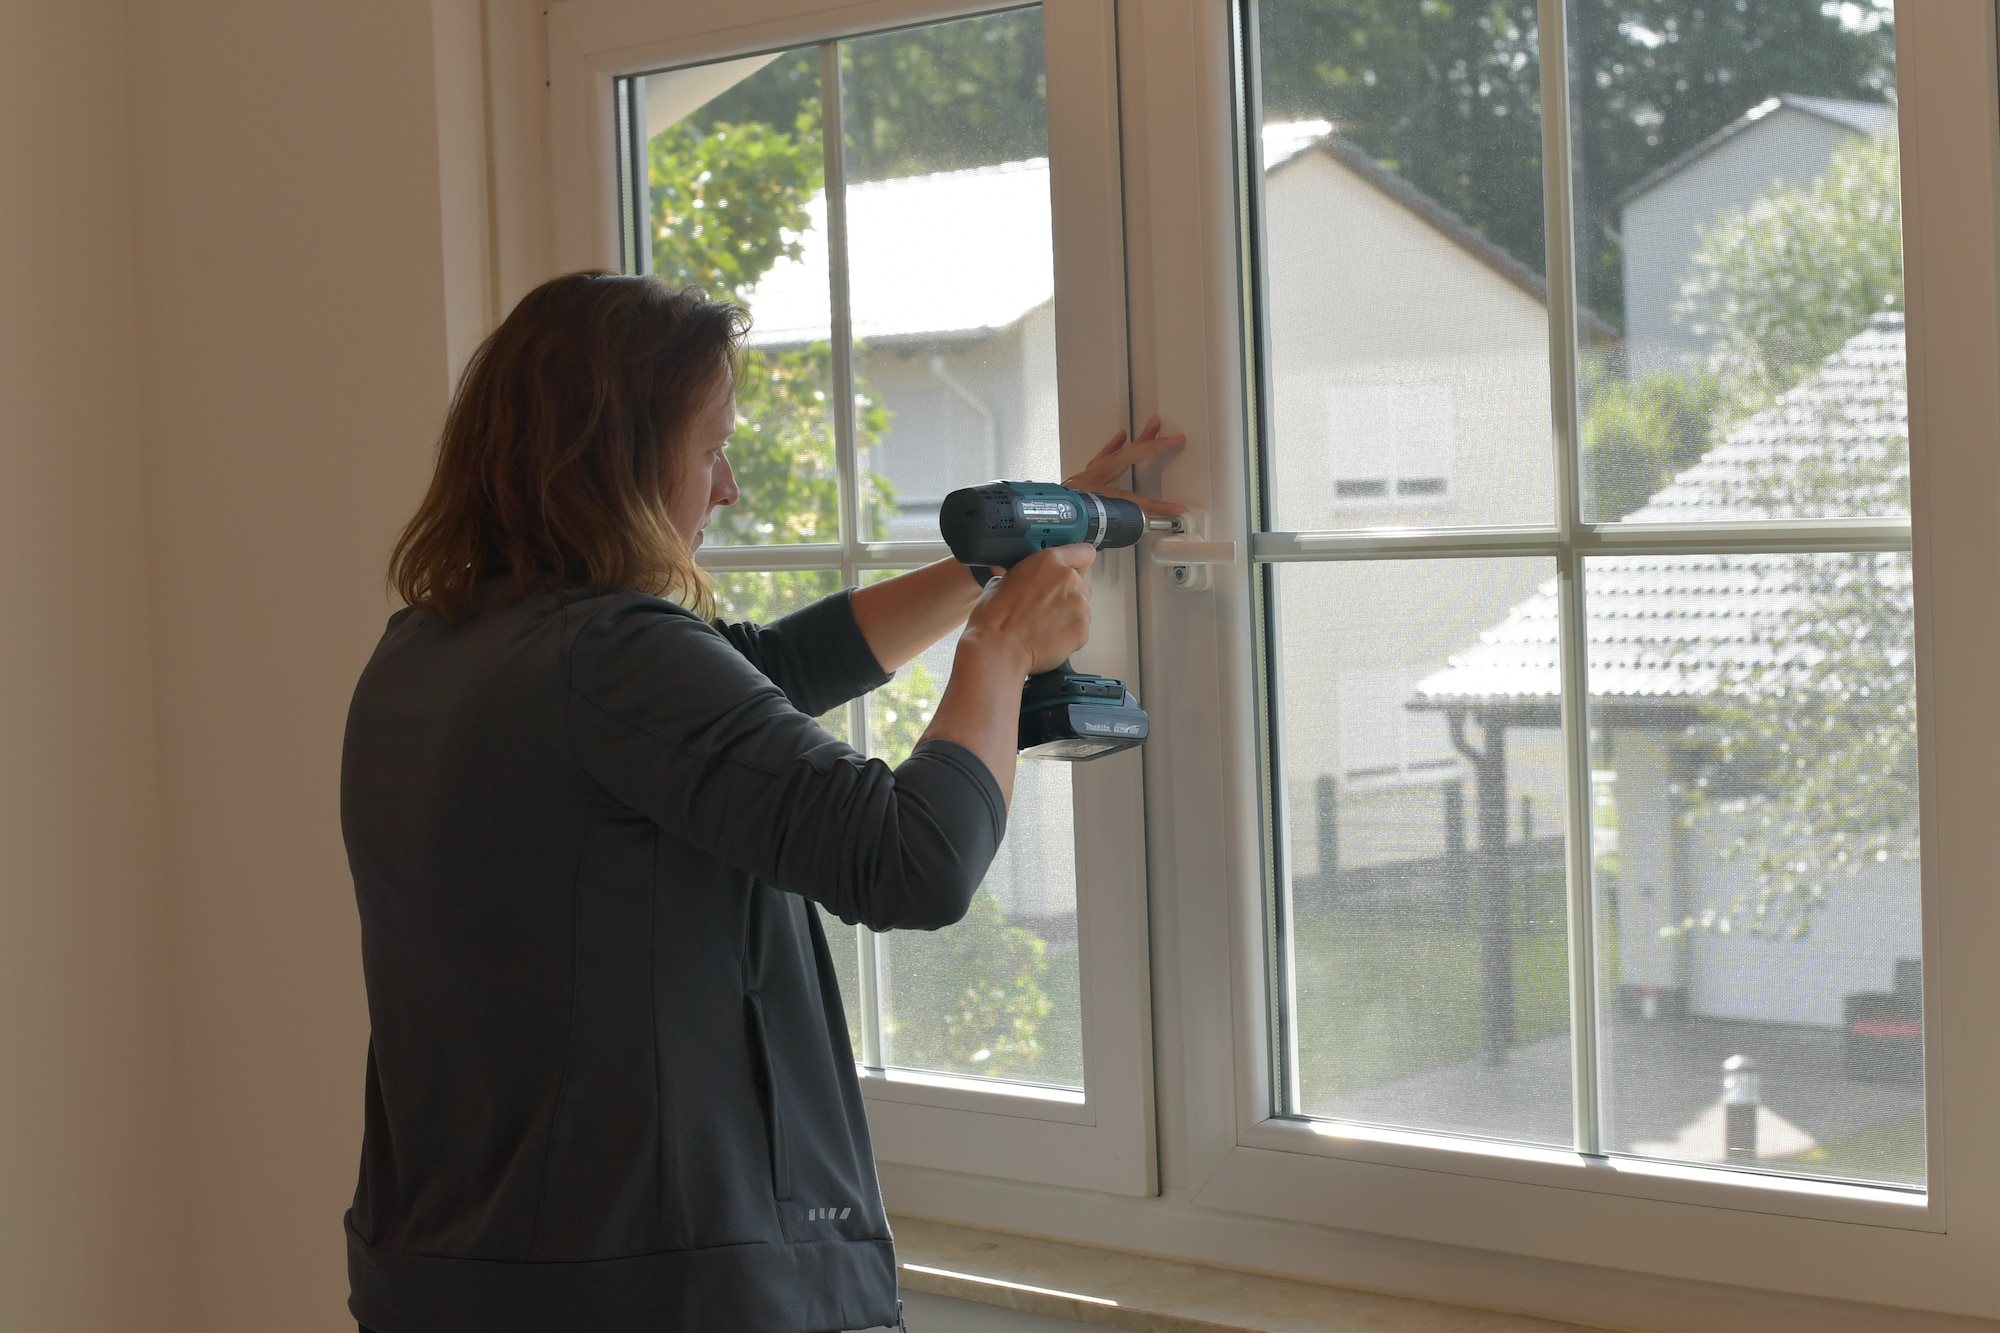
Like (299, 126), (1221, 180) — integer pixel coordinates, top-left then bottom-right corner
(708, 570), (848, 741)
(1585, 552), (1922, 1187)
(1276, 559), (1571, 1146)
(862, 573), (1083, 1088)
(639, 49), (844, 545)
(1254, 1), (1555, 532)
(1565, 3), (1905, 523)
(840, 10), (1062, 543)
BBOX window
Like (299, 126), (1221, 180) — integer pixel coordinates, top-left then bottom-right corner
(549, 0), (1154, 1196)
(1248, 0), (1923, 1187)
(1130, 0), (1995, 1307)
(531, 0), (2000, 1316)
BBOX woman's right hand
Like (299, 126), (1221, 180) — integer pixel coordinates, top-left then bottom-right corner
(963, 544), (1097, 676)
(919, 545), (1096, 808)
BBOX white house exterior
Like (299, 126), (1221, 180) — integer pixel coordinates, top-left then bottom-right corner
(1413, 315), (1918, 1027)
(1618, 94), (1897, 373)
(1256, 127), (1584, 880)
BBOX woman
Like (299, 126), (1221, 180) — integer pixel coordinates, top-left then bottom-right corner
(341, 273), (1180, 1333)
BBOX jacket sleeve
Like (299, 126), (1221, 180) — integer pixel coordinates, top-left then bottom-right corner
(708, 589), (891, 718)
(562, 596), (1005, 931)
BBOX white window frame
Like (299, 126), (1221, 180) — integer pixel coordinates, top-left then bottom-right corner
(1120, 0), (2000, 1309)
(511, 0), (2000, 1316)
(544, 0), (1158, 1198)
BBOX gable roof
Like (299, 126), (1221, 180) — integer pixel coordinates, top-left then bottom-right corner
(1615, 94), (1898, 213)
(1410, 313), (1908, 723)
(746, 121), (1609, 347)
(1262, 123), (1616, 336)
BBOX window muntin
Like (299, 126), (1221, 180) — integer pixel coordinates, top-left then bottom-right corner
(1247, 0), (1921, 1189)
(622, 6), (1086, 1094)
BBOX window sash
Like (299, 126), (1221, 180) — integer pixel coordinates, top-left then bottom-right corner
(549, 0), (1159, 1196)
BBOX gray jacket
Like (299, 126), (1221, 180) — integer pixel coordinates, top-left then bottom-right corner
(342, 583), (1004, 1332)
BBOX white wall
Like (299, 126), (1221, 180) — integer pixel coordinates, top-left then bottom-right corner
(0, 2), (193, 1329)
(120, 1), (453, 1328)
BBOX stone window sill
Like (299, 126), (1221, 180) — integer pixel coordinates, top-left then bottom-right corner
(892, 1217), (1592, 1332)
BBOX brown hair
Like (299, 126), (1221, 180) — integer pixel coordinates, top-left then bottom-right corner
(391, 272), (747, 622)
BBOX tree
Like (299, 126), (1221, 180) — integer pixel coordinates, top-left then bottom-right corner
(1680, 438), (1915, 940)
(1257, 0), (1547, 272)
(1677, 130), (1903, 411)
(881, 891), (1055, 1079)
(1608, 131), (1916, 940)
(1255, 0), (1895, 322)
(1580, 362), (1719, 520)
(648, 109), (895, 554)
(681, 8), (1047, 184)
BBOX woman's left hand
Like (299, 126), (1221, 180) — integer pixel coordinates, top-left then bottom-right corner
(1063, 414), (1188, 518)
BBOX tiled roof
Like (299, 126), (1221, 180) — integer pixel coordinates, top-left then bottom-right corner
(1412, 314), (1908, 716)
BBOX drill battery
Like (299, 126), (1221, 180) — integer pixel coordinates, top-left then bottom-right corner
(1018, 669), (1149, 760)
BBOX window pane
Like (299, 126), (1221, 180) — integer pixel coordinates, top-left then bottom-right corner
(1254, 1), (1555, 532)
(709, 570), (848, 742)
(639, 49), (844, 545)
(862, 573), (1083, 1089)
(1565, 2), (1905, 524)
(839, 10), (1062, 543)
(1275, 559), (1572, 1146)
(1582, 552), (1921, 1187)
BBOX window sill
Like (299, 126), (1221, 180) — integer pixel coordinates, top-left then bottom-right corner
(890, 1216), (1588, 1331)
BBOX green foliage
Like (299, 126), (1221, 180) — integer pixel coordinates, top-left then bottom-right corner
(713, 344), (894, 546)
(647, 104), (895, 548)
(1679, 398), (1916, 939)
(1580, 363), (1720, 520)
(869, 659), (941, 769)
(649, 109), (822, 293)
(1291, 866), (1570, 1100)
(839, 8), (1048, 182)
(1256, 0), (1895, 319)
(1678, 131), (1904, 411)
(685, 9), (1047, 184)
(884, 891), (1054, 1079)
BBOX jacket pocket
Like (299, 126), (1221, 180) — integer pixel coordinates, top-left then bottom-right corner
(744, 992), (792, 1201)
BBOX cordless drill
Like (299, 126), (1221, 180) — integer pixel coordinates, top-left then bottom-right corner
(940, 481), (1173, 761)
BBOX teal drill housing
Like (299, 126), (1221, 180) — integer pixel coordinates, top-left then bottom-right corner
(940, 481), (1163, 761)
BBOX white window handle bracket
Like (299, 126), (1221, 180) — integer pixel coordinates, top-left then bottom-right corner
(1148, 510), (1235, 590)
